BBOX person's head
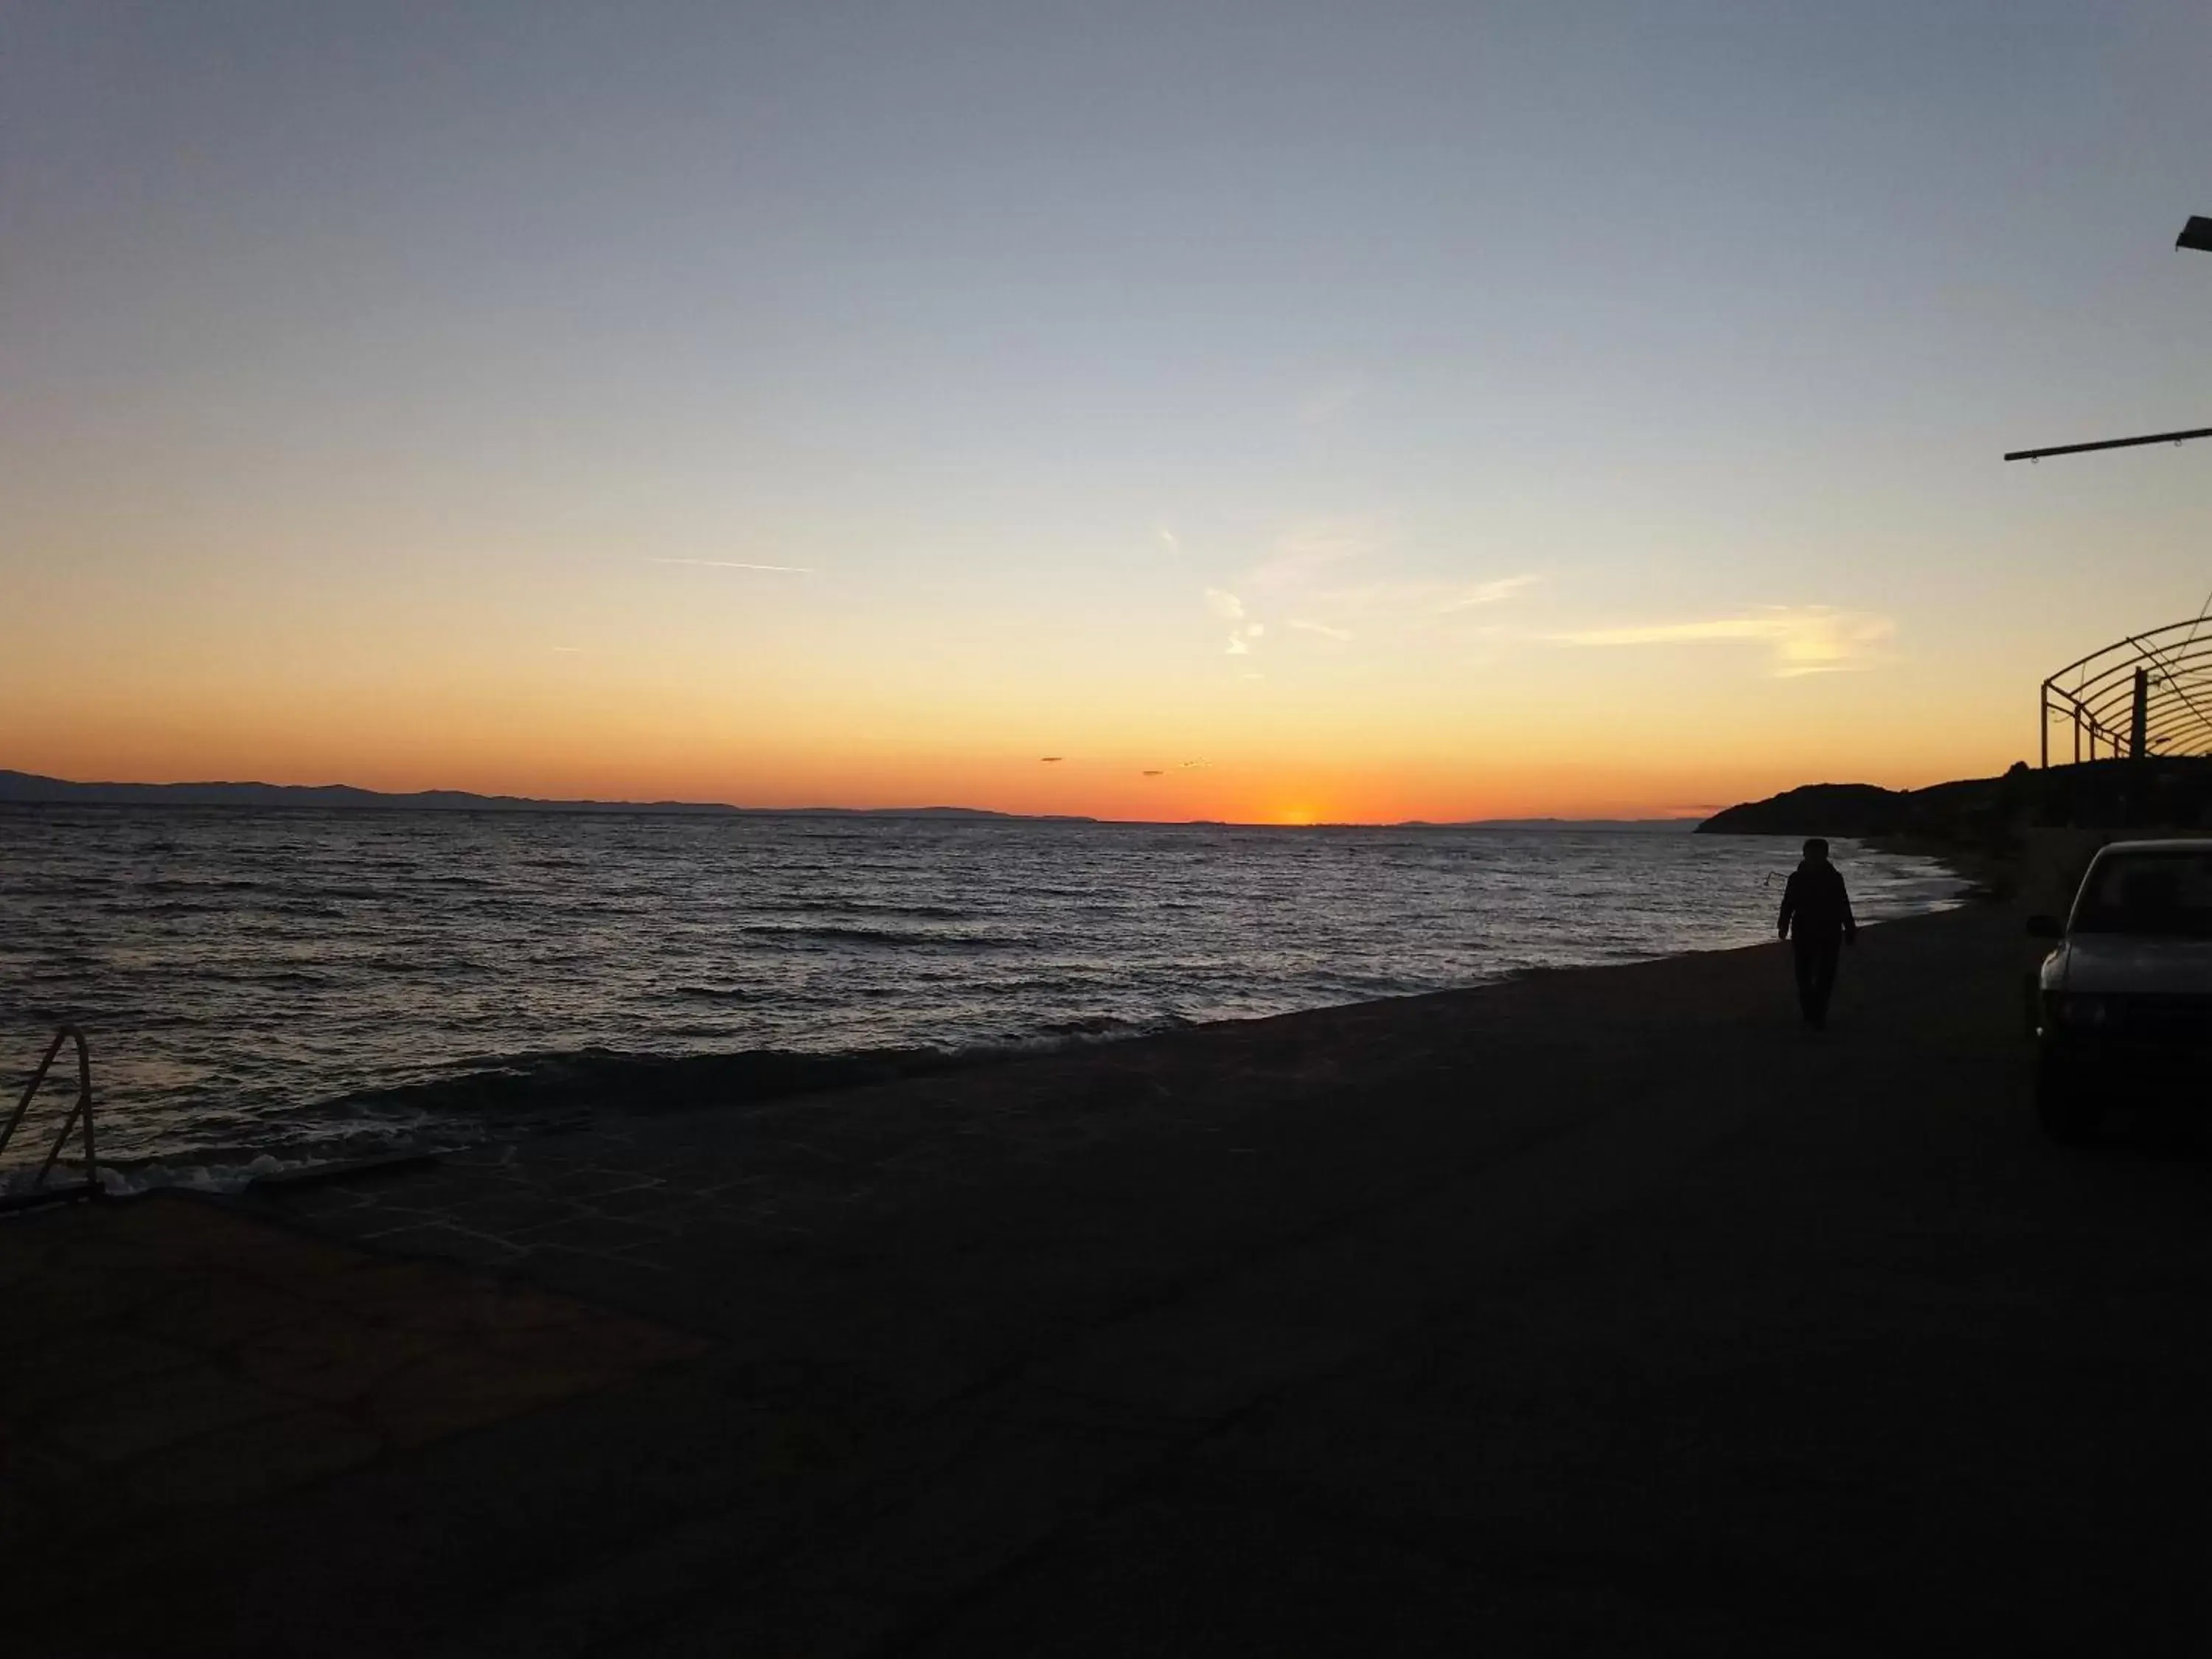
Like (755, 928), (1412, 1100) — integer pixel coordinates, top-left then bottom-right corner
(1802, 837), (1829, 863)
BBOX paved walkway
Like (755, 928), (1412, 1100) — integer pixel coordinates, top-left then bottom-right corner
(10, 902), (2212, 1655)
(1, 1197), (700, 1566)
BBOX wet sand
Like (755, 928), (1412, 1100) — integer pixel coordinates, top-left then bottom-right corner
(10, 898), (2212, 1655)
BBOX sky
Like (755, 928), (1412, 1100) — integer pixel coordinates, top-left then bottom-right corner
(6, 1), (2212, 824)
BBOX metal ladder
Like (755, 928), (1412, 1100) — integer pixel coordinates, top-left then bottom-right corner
(0, 1026), (102, 1213)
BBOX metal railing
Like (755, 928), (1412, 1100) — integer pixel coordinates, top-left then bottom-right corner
(0, 1026), (102, 1212)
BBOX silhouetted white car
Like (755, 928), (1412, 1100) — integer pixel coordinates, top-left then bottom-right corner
(2031, 838), (2212, 1142)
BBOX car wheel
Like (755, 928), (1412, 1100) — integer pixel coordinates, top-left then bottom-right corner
(2035, 1060), (2101, 1145)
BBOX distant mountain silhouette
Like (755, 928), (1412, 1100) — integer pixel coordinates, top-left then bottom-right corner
(0, 770), (1746, 830)
(0, 770), (1093, 821)
(1697, 782), (1920, 838)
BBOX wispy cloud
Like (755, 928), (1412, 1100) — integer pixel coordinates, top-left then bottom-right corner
(1203, 520), (1543, 667)
(1158, 528), (1180, 554)
(1206, 588), (1265, 656)
(1435, 574), (1541, 612)
(1554, 606), (1895, 677)
(651, 558), (814, 573)
(1040, 756), (1065, 763)
(1250, 524), (1385, 592)
(1294, 572), (1542, 630)
(1141, 769), (1164, 777)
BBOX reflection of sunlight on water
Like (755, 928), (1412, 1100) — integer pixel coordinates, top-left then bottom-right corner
(125, 1055), (215, 1091)
(0, 812), (1965, 1166)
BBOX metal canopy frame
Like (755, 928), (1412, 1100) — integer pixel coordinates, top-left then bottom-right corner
(2042, 620), (2212, 767)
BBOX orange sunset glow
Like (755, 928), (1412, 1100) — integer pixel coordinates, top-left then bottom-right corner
(7, 5), (2211, 819)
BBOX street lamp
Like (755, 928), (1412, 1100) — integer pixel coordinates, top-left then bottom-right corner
(2004, 217), (2212, 462)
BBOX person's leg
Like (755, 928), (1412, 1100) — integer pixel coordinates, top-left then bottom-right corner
(1792, 938), (1819, 1024)
(1809, 936), (1840, 1027)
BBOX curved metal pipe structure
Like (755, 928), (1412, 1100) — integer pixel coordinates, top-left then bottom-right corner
(2042, 620), (2212, 766)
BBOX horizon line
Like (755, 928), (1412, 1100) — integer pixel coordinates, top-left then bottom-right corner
(0, 768), (1708, 830)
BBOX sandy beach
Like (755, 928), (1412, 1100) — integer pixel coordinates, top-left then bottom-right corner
(9, 896), (2211, 1655)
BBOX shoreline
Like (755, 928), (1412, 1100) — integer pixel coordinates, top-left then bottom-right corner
(36, 896), (2011, 1229)
(1863, 830), (2014, 900)
(52, 836), (1975, 1190)
(251, 891), (2001, 1248)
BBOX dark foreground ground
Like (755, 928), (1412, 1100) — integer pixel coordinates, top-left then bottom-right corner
(7, 900), (2211, 1655)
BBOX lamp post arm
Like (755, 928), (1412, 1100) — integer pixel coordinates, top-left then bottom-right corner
(2005, 425), (2212, 463)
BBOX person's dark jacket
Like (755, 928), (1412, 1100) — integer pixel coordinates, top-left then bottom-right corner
(1779, 860), (1857, 942)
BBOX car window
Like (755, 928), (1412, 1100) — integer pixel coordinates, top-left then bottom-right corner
(2073, 852), (2212, 936)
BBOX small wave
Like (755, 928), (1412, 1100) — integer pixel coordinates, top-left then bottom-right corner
(741, 923), (1022, 949)
(746, 900), (977, 921)
(0, 1152), (307, 1200)
(667, 984), (760, 1002)
(297, 1015), (1200, 1133)
(959, 974), (1113, 998)
(187, 968), (343, 989)
(313, 1042), (988, 1122)
(1029, 1012), (1191, 1042)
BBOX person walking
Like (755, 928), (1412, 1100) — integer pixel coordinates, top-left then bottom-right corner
(1778, 837), (1857, 1029)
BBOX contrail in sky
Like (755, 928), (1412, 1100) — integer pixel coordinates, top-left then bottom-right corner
(650, 558), (815, 572)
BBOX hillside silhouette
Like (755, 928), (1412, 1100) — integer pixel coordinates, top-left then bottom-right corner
(1700, 757), (2212, 844)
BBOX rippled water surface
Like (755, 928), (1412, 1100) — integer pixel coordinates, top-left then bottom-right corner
(1, 808), (1963, 1166)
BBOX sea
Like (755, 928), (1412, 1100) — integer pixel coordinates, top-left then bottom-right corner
(0, 808), (1964, 1186)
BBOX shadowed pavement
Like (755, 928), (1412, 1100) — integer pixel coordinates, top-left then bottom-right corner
(10, 900), (2209, 1655)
